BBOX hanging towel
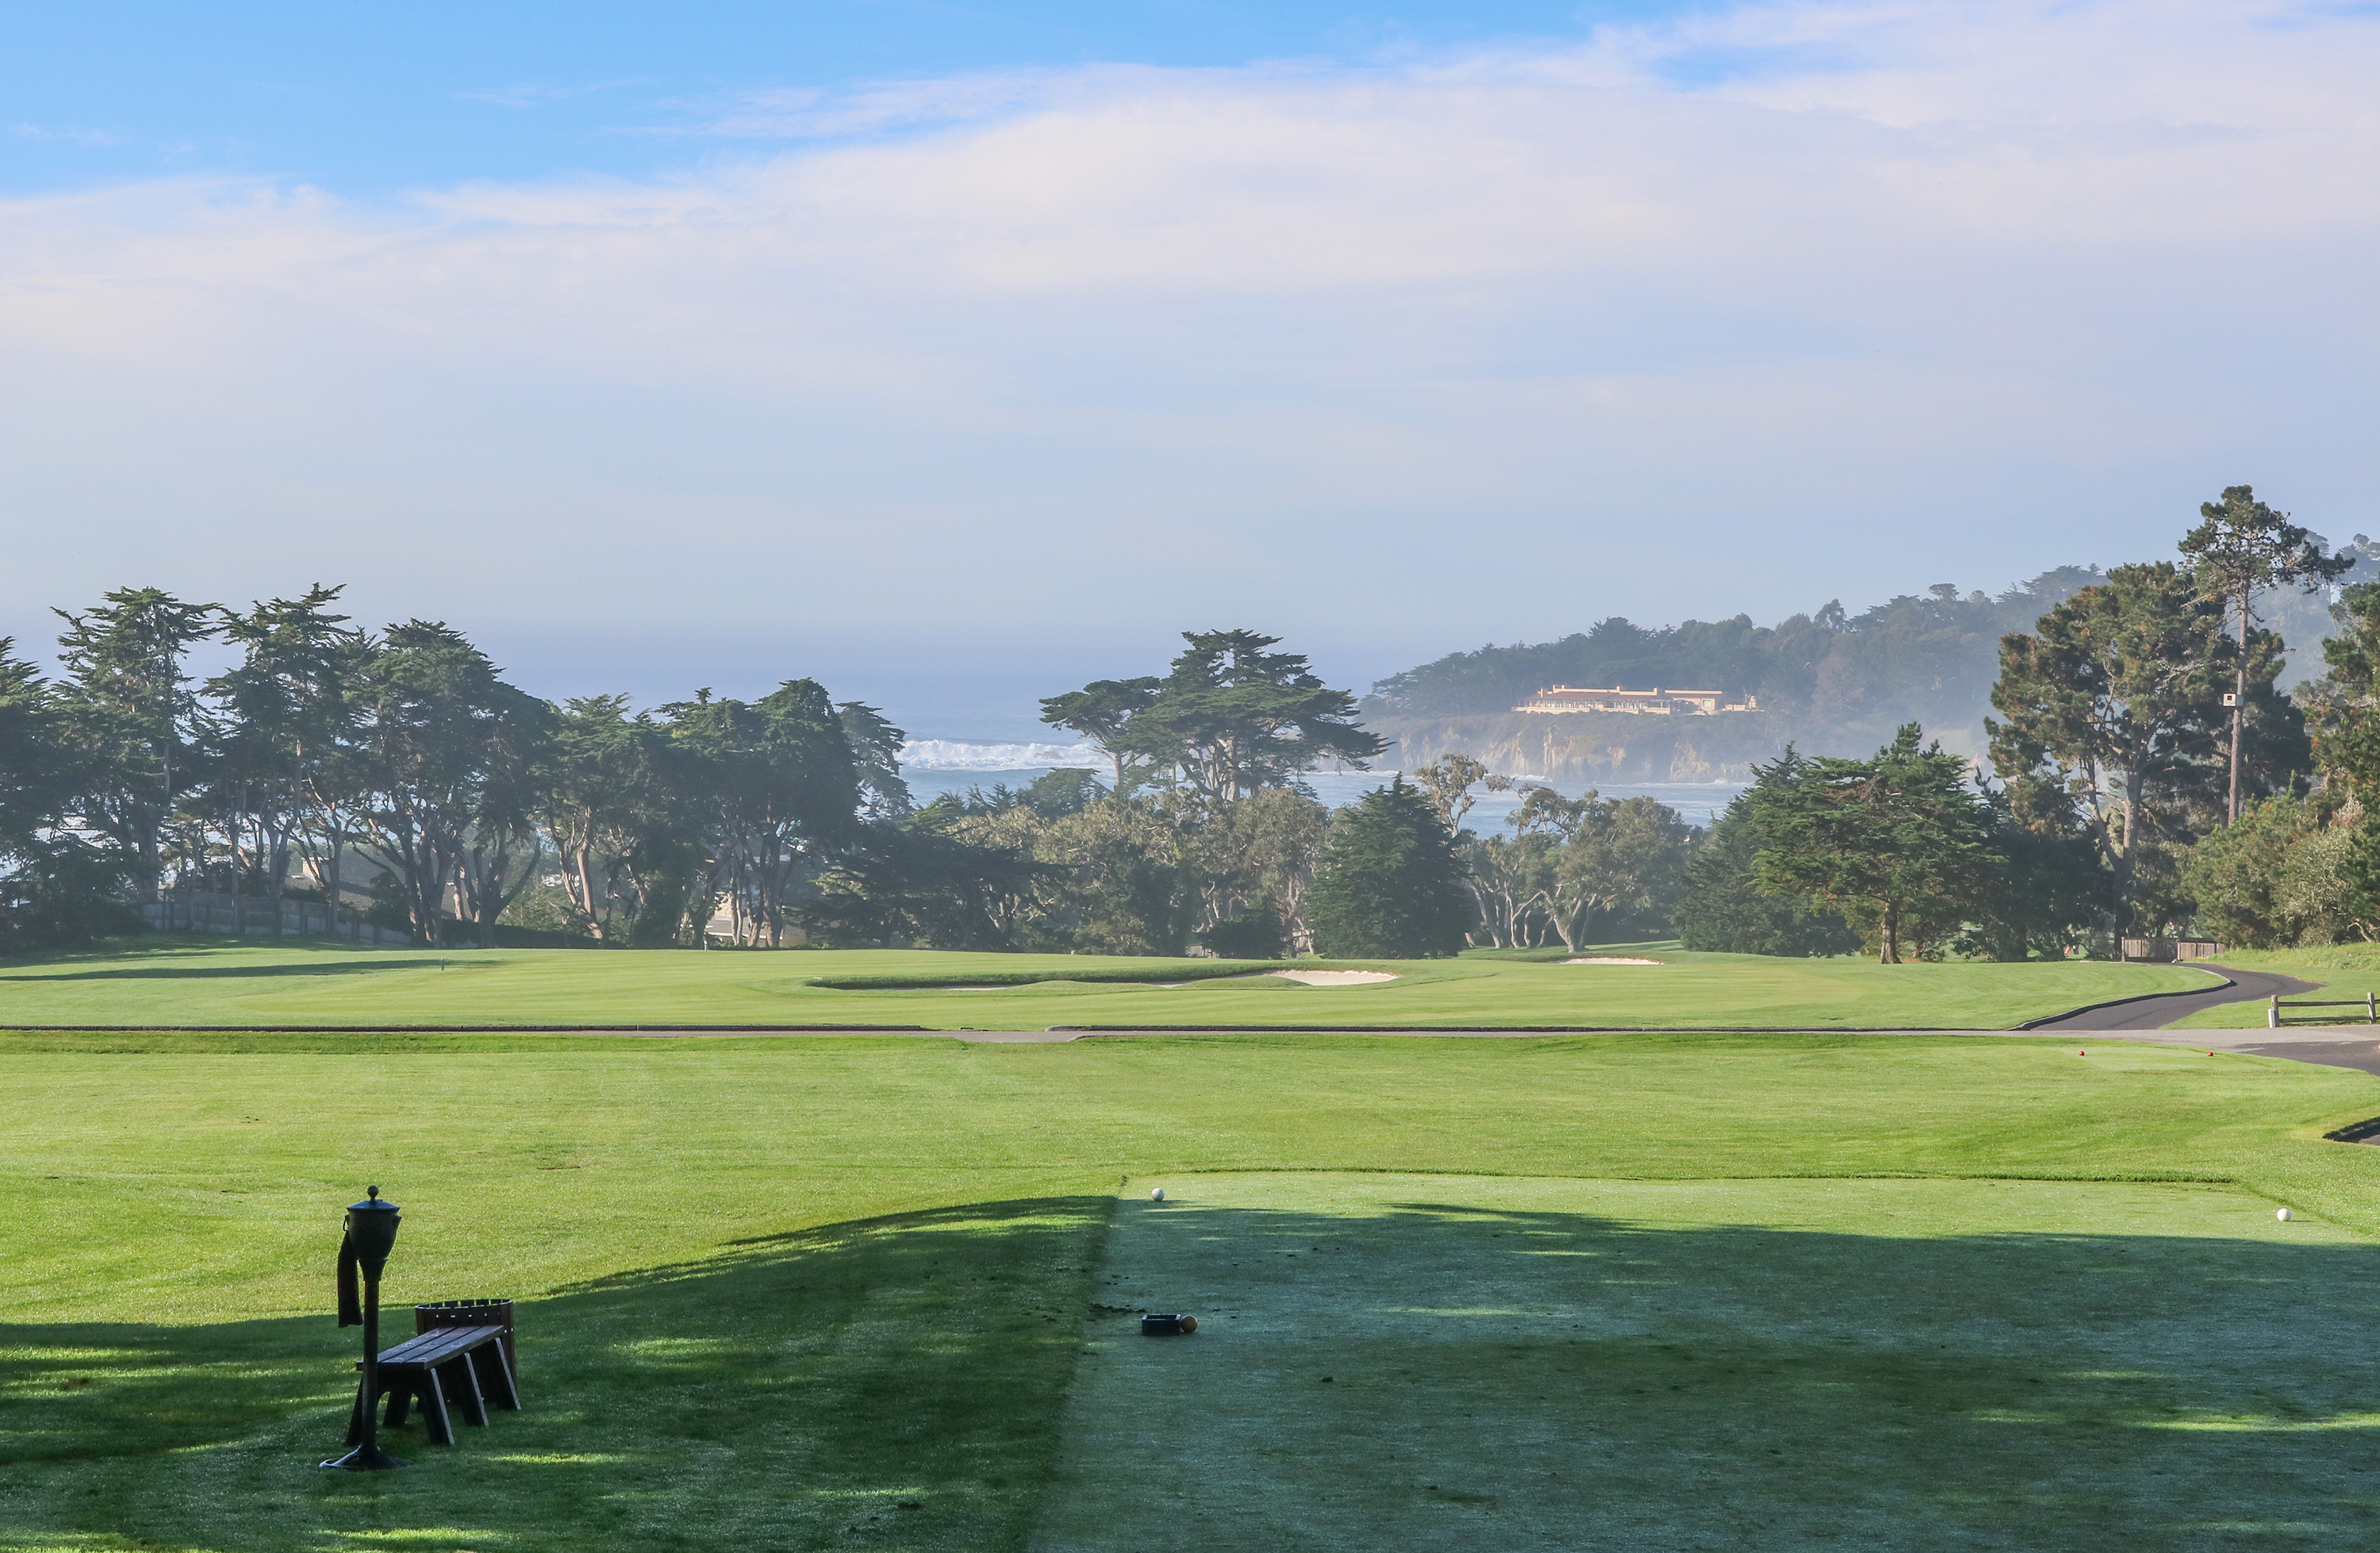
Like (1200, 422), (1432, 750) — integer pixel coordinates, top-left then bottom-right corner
(337, 1226), (362, 1327)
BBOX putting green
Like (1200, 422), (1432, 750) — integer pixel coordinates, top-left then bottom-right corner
(1037, 1173), (2380, 1551)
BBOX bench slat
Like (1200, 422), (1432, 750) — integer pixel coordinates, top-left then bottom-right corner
(370, 1324), (505, 1367)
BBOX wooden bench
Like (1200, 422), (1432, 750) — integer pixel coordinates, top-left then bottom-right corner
(348, 1324), (521, 1447)
(416, 1298), (517, 1382)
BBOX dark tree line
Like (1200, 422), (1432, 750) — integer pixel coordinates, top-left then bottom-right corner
(17, 487), (2353, 964)
(0, 585), (883, 949)
(4, 602), (1456, 957)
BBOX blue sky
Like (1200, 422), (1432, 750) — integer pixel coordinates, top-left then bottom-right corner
(3, 2), (1683, 192)
(3, 2), (2375, 741)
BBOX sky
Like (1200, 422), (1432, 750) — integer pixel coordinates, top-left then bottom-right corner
(2, 0), (2374, 740)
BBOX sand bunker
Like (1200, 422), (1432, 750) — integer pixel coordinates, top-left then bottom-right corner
(1269, 969), (1400, 986)
(1560, 956), (1664, 966)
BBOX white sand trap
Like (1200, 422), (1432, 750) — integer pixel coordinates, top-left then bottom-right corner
(1560, 956), (1664, 965)
(1269, 969), (1399, 986)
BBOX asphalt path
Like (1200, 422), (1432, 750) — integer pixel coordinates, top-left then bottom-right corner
(2232, 1038), (2380, 1079)
(2024, 962), (2380, 1088)
(2028, 964), (2320, 1031)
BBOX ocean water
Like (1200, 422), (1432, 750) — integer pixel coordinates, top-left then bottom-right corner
(898, 741), (1745, 827)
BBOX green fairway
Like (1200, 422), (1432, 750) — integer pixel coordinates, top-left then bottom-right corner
(0, 936), (2213, 1030)
(6, 1028), (2380, 1550)
(1042, 1173), (2380, 1551)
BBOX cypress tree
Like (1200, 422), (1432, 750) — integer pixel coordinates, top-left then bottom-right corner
(1308, 776), (1475, 958)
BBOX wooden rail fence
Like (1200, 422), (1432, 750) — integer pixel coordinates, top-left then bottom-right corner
(2268, 994), (2380, 1028)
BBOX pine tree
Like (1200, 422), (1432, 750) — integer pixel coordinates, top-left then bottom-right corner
(1308, 777), (1475, 958)
(1747, 725), (2002, 963)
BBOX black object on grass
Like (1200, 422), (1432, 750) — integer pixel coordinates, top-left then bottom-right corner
(1141, 1313), (1198, 1335)
(324, 1186), (405, 1470)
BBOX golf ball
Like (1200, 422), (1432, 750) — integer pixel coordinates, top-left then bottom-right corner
(1150, 1187), (1166, 1201)
(2277, 1207), (2292, 1221)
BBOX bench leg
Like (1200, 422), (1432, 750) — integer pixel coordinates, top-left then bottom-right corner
(383, 1376), (412, 1430)
(473, 1341), (522, 1411)
(420, 1368), (454, 1446)
(442, 1355), (489, 1427)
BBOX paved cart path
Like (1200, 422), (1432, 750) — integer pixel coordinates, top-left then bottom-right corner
(2025, 965), (2319, 1032)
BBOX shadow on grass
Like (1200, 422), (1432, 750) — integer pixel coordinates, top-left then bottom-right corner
(0, 959), (443, 985)
(1050, 1195), (2380, 1551)
(0, 1196), (1110, 1553)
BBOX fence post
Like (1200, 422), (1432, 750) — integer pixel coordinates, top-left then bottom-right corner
(2270, 994), (2281, 1029)
(2368, 992), (2375, 1025)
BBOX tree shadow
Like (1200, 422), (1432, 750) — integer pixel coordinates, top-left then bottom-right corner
(0, 958), (441, 984)
(0, 1195), (1110, 1553)
(1052, 1192), (2380, 1551)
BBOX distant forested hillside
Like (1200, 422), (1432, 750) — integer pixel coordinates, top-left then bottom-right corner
(1362, 548), (2380, 782)
(1365, 569), (2109, 733)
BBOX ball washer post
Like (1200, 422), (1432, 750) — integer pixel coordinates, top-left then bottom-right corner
(324, 1186), (406, 1471)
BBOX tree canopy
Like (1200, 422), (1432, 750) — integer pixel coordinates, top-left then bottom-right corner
(1045, 630), (1383, 805)
(1307, 777), (1474, 959)
(2178, 484), (2351, 821)
(1746, 726), (2002, 963)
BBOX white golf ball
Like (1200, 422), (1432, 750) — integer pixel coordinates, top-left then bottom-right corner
(1150, 1186), (1166, 1201)
(2276, 1207), (2292, 1221)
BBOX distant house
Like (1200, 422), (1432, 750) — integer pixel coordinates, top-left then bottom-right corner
(1514, 686), (1758, 717)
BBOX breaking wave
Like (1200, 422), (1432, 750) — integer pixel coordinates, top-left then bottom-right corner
(900, 739), (1107, 771)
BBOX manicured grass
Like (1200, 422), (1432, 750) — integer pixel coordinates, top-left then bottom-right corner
(3, 1198), (1106, 1553)
(8, 1025), (2380, 1550)
(0, 936), (2214, 1030)
(6, 1032), (2380, 1549)
(1043, 1173), (2380, 1551)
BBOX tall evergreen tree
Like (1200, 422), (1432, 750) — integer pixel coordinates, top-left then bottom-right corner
(51, 587), (218, 901)
(1987, 562), (2265, 931)
(2306, 582), (2380, 801)
(1674, 795), (1860, 956)
(662, 680), (862, 948)
(1123, 629), (1384, 803)
(1746, 725), (2001, 963)
(1308, 777), (1474, 958)
(838, 702), (913, 822)
(0, 637), (70, 859)
(353, 621), (553, 944)
(1, 636), (142, 951)
(202, 586), (366, 928)
(539, 694), (695, 943)
(1039, 678), (1162, 793)
(1048, 631), (1384, 806)
(2178, 485), (2351, 822)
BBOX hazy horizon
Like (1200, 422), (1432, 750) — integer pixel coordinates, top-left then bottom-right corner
(6, 0), (2374, 738)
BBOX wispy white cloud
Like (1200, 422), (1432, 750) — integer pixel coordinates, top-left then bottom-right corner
(1, 0), (2374, 705)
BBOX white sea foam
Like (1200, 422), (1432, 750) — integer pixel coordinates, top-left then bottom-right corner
(901, 739), (1107, 771)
